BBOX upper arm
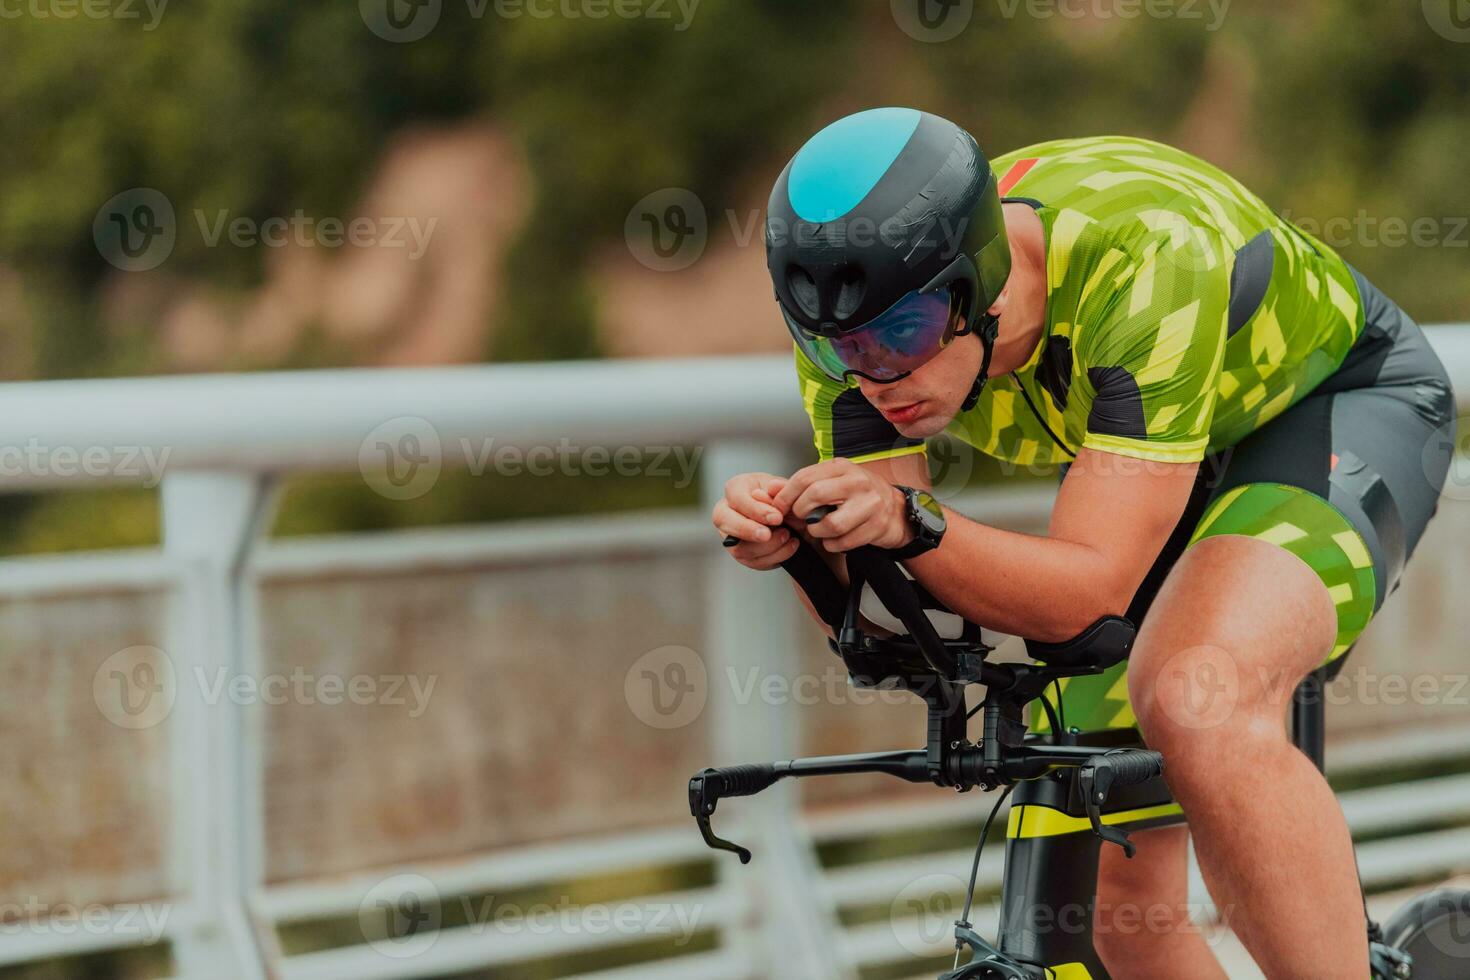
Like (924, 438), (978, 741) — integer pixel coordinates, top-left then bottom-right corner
(794, 345), (928, 464)
(1051, 447), (1199, 605)
(1078, 240), (1230, 464)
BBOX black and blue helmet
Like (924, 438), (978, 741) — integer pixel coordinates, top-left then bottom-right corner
(766, 108), (1011, 393)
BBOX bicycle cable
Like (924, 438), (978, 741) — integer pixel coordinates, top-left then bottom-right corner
(952, 783), (1015, 973)
(1009, 372), (1077, 459)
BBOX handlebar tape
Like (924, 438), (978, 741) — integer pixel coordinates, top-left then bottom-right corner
(1101, 749), (1165, 785)
(703, 763), (779, 797)
(779, 540), (848, 633)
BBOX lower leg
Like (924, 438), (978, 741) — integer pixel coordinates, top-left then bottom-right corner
(1093, 825), (1227, 980)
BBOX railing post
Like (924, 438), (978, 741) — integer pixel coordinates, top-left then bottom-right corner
(701, 441), (855, 980)
(161, 471), (276, 980)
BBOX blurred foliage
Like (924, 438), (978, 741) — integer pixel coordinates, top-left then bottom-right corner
(0, 0), (1466, 552)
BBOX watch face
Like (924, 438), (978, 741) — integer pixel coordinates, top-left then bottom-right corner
(913, 490), (945, 531)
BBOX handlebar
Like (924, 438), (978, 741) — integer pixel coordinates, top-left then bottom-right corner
(722, 502), (966, 678)
(695, 504), (1155, 863)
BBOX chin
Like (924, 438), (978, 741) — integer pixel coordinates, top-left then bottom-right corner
(899, 414), (953, 439)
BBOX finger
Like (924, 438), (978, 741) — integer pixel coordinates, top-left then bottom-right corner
(823, 522), (884, 553)
(752, 537), (799, 567)
(713, 500), (773, 544)
(727, 484), (781, 525)
(747, 488), (785, 524)
(729, 527), (791, 562)
(770, 464), (827, 514)
(727, 490), (783, 526)
(790, 479), (851, 525)
(743, 533), (801, 570)
(805, 496), (875, 539)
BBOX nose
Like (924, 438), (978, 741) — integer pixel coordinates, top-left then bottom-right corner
(856, 375), (896, 401)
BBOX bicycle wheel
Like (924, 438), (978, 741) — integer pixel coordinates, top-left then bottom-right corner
(1377, 886), (1470, 978)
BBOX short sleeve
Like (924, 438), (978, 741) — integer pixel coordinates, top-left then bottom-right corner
(793, 345), (928, 463)
(1077, 239), (1230, 463)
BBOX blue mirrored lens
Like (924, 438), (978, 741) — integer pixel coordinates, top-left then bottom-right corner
(785, 288), (954, 382)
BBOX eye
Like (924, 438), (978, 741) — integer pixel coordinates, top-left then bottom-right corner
(889, 320), (920, 342)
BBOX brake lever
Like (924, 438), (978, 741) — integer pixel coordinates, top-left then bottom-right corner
(1076, 750), (1166, 858)
(1077, 761), (1136, 858)
(689, 765), (783, 863)
(689, 770), (752, 863)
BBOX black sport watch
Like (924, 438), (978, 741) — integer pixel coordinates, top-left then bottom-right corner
(893, 485), (946, 559)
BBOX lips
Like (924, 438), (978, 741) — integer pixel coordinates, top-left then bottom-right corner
(881, 402), (924, 425)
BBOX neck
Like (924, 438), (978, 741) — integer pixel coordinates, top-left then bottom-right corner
(990, 203), (1049, 374)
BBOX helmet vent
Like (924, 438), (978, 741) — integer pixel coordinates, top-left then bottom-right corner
(787, 266), (821, 318)
(832, 265), (867, 320)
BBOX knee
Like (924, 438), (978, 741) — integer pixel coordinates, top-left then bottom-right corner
(1126, 536), (1337, 752)
(1128, 639), (1268, 754)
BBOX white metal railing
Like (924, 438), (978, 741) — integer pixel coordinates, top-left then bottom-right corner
(1, 333), (1468, 980)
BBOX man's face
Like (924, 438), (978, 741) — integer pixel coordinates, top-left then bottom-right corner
(854, 332), (983, 438)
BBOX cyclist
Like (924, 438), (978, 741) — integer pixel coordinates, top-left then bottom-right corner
(712, 107), (1456, 978)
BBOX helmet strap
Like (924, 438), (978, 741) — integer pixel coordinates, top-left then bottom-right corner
(960, 313), (1000, 412)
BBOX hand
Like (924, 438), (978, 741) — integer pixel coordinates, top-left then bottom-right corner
(770, 459), (914, 553)
(712, 472), (800, 570)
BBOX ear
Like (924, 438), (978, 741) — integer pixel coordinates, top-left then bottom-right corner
(987, 280), (1011, 317)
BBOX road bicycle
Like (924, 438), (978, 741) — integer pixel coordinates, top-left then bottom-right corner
(690, 522), (1470, 978)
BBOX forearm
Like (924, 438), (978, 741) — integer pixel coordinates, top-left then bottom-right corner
(906, 510), (1137, 642)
